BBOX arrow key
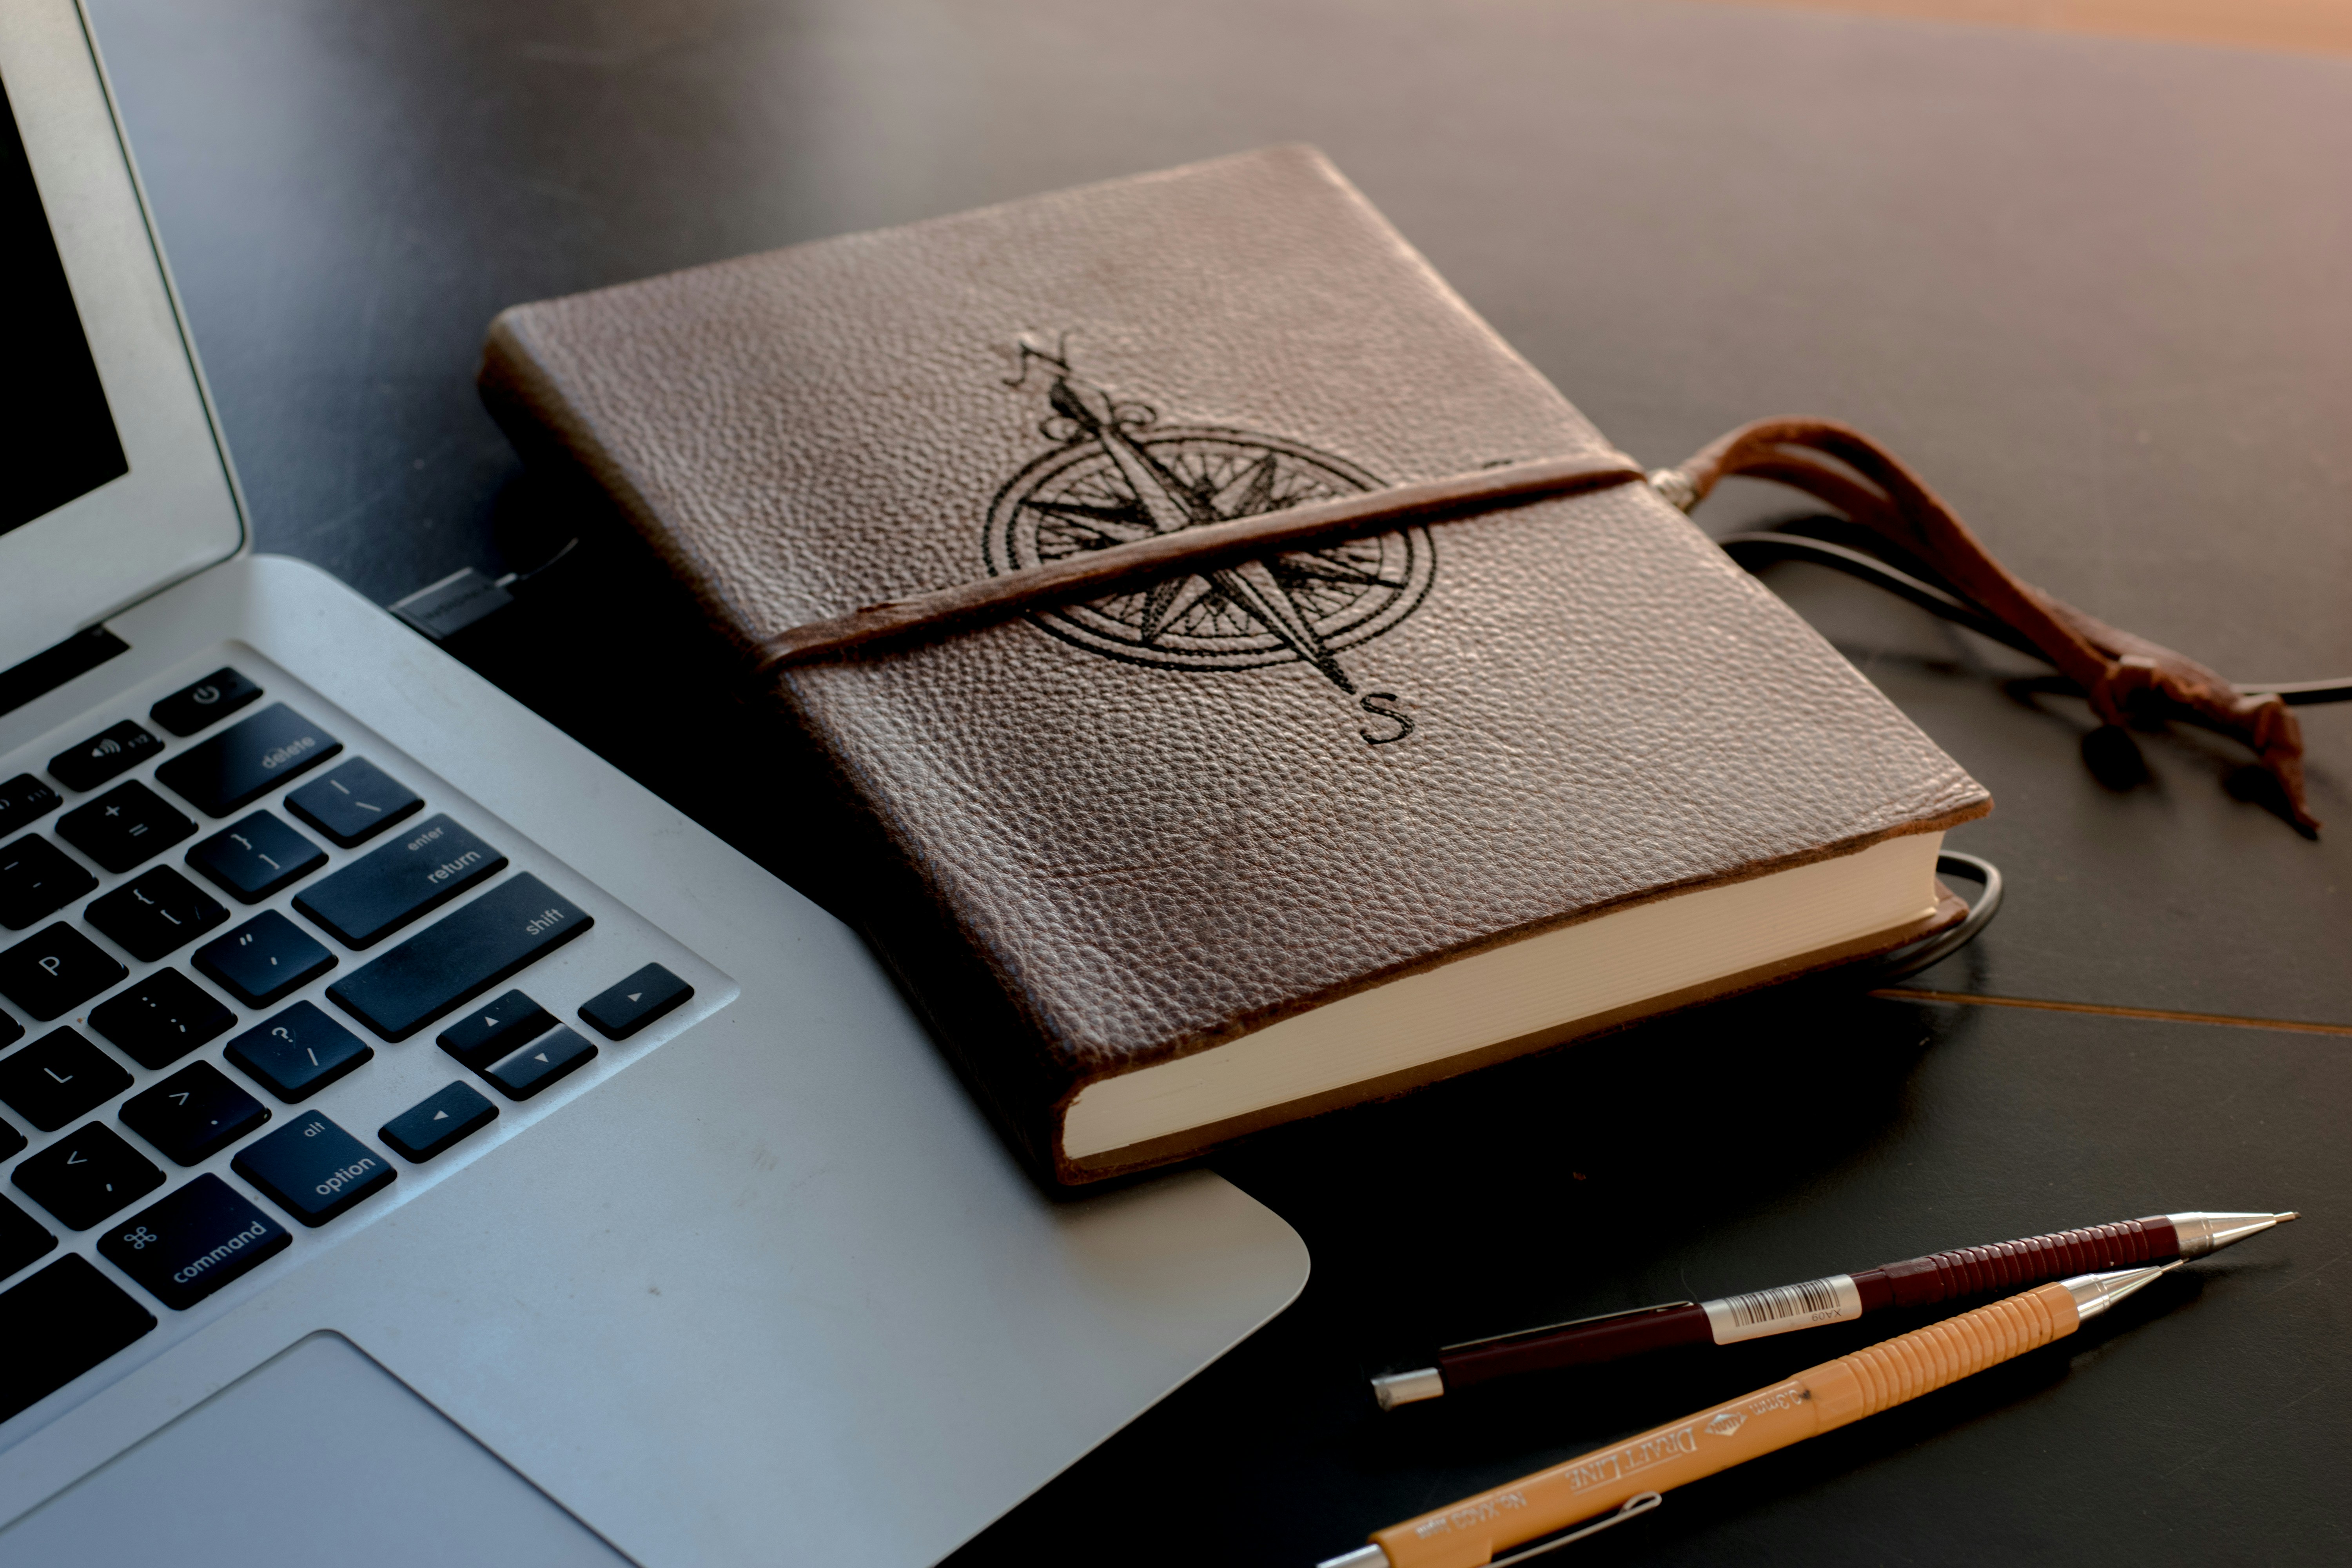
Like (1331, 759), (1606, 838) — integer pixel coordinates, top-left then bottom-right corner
(483, 1025), (595, 1102)
(436, 988), (555, 1070)
(13, 1124), (164, 1230)
(380, 1081), (497, 1162)
(579, 963), (693, 1040)
(120, 1062), (270, 1165)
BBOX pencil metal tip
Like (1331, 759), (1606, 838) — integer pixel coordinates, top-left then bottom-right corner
(2062, 1263), (2173, 1323)
(1370, 1368), (1445, 1411)
(2166, 1212), (2298, 1259)
(1315, 1547), (1389, 1568)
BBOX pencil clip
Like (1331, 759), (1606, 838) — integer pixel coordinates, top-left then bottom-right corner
(1487, 1494), (1661, 1566)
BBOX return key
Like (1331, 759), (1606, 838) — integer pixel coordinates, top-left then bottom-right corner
(293, 815), (507, 949)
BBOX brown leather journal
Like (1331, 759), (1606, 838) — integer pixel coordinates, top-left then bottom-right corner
(478, 146), (1989, 1186)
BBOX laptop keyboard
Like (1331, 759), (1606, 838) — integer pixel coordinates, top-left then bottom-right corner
(0, 654), (727, 1434)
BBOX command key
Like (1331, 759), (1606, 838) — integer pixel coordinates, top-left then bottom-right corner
(98, 1175), (290, 1310)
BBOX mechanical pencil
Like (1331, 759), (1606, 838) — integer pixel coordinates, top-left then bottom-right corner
(1372, 1209), (2292, 1409)
(1325, 1262), (2176, 1568)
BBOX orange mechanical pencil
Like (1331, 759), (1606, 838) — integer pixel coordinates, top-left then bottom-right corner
(1317, 1262), (2175, 1568)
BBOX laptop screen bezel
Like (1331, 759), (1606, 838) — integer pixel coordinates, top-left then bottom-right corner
(0, 0), (246, 671)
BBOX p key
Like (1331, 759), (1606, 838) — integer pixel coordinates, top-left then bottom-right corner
(0, 925), (127, 1022)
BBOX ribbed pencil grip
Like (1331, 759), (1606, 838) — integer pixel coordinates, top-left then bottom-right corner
(1876, 1220), (2169, 1307)
(1820, 1284), (2073, 1425)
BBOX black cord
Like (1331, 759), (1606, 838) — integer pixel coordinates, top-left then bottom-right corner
(1862, 851), (2004, 984)
(1717, 530), (2352, 705)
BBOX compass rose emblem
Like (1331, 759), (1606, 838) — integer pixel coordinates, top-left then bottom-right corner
(983, 342), (1434, 698)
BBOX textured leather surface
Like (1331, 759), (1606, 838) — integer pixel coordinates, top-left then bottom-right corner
(480, 147), (1987, 1181)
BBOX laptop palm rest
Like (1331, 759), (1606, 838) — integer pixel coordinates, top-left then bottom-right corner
(0, 1332), (630, 1568)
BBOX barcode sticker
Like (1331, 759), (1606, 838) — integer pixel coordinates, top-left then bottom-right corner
(1699, 1274), (1862, 1344)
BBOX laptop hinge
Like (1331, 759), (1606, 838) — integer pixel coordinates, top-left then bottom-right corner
(0, 625), (131, 719)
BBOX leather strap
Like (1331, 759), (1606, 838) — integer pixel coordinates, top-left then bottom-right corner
(748, 452), (1646, 673)
(1652, 417), (2316, 833)
(752, 414), (2315, 833)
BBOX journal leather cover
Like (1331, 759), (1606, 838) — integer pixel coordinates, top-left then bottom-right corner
(478, 147), (1989, 1185)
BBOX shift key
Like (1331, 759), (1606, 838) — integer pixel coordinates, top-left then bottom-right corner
(294, 815), (506, 948)
(327, 875), (591, 1040)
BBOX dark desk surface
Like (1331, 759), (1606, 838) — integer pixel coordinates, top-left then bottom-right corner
(90, 1), (2350, 1562)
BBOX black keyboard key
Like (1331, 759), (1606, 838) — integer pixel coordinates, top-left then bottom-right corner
(15, 1124), (165, 1230)
(0, 1029), (135, 1132)
(0, 835), (97, 931)
(49, 720), (164, 792)
(192, 911), (336, 1009)
(0, 924), (128, 1022)
(294, 815), (504, 949)
(0, 1116), (21, 1158)
(100, 1174), (290, 1310)
(0, 1195), (55, 1284)
(483, 1024), (596, 1101)
(580, 964), (694, 1040)
(149, 667), (263, 738)
(85, 867), (230, 962)
(380, 1081), (497, 1162)
(0, 1255), (155, 1422)
(185, 811), (326, 903)
(232, 1111), (394, 1227)
(284, 758), (423, 848)
(328, 875), (592, 1041)
(436, 989), (556, 1070)
(57, 781), (196, 874)
(153, 703), (341, 818)
(121, 1062), (270, 1165)
(89, 968), (236, 1069)
(225, 1001), (372, 1102)
(0, 774), (63, 839)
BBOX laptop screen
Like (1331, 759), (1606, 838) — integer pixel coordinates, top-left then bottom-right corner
(4, 74), (128, 539)
(0, 2), (244, 675)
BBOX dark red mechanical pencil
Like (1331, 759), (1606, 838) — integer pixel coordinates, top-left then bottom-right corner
(1370, 1210), (2294, 1409)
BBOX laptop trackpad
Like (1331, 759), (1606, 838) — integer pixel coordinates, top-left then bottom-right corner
(2, 1334), (629, 1567)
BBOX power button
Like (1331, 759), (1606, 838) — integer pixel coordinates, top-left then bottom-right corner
(149, 665), (263, 737)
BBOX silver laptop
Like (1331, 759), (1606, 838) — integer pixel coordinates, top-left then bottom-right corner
(0, 6), (1307, 1564)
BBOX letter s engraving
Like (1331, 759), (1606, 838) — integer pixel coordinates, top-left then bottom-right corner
(1359, 691), (1414, 746)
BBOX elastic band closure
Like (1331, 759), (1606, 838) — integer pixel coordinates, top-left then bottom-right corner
(751, 451), (1646, 674)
